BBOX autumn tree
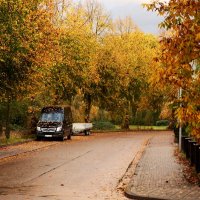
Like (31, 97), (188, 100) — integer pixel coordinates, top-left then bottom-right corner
(0, 0), (163, 136)
(113, 16), (139, 36)
(144, 0), (200, 140)
(41, 2), (101, 122)
(121, 32), (160, 127)
(96, 20), (160, 128)
(0, 0), (59, 138)
(83, 0), (112, 36)
(79, 0), (112, 120)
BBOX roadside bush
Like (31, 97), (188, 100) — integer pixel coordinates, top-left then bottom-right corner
(93, 121), (116, 130)
(156, 120), (169, 126)
(10, 124), (24, 131)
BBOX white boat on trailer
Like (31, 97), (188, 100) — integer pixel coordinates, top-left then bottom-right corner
(72, 123), (93, 135)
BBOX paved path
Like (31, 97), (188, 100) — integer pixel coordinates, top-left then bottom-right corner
(125, 132), (200, 200)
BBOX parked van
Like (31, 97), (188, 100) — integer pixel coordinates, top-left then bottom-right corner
(36, 106), (73, 141)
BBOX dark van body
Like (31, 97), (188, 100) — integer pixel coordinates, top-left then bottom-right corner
(36, 106), (73, 141)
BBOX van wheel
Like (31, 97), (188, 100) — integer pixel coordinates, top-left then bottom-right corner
(36, 136), (41, 141)
(67, 134), (71, 140)
(58, 136), (64, 141)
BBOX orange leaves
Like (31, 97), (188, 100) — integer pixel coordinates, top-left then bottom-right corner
(196, 33), (200, 42)
(144, 0), (200, 140)
(0, 0), (61, 105)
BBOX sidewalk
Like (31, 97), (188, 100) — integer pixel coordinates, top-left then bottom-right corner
(125, 132), (200, 200)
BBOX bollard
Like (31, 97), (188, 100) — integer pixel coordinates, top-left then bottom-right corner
(195, 146), (200, 173)
(181, 136), (188, 153)
(194, 144), (200, 166)
(184, 138), (192, 159)
(174, 127), (179, 143)
(189, 141), (196, 166)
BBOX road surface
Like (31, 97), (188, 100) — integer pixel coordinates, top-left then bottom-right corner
(0, 132), (155, 200)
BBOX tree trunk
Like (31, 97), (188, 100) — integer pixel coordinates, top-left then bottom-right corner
(5, 99), (11, 139)
(121, 114), (130, 130)
(0, 121), (3, 136)
(122, 102), (131, 130)
(84, 93), (92, 122)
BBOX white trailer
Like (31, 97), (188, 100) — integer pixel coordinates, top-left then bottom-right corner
(72, 123), (93, 135)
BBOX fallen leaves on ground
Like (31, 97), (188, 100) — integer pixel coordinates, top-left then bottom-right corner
(174, 148), (200, 186)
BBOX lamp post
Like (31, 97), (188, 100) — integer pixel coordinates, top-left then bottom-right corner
(178, 87), (182, 151)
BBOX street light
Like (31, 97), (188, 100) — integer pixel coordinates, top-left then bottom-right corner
(178, 87), (182, 151)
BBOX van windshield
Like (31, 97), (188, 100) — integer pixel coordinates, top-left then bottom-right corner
(40, 112), (63, 122)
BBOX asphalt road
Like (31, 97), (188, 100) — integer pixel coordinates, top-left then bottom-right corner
(0, 132), (154, 200)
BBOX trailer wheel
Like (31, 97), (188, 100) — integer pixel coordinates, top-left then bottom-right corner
(85, 130), (90, 136)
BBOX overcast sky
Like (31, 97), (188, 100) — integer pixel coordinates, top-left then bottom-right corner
(96, 0), (163, 35)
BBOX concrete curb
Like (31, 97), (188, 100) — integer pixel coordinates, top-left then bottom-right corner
(125, 186), (169, 200)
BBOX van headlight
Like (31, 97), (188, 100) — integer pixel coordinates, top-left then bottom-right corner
(56, 126), (62, 132)
(37, 127), (41, 131)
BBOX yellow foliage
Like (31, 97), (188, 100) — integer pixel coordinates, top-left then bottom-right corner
(144, 0), (200, 141)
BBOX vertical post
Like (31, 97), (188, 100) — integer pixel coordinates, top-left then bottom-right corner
(179, 123), (182, 151)
(179, 87), (182, 151)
